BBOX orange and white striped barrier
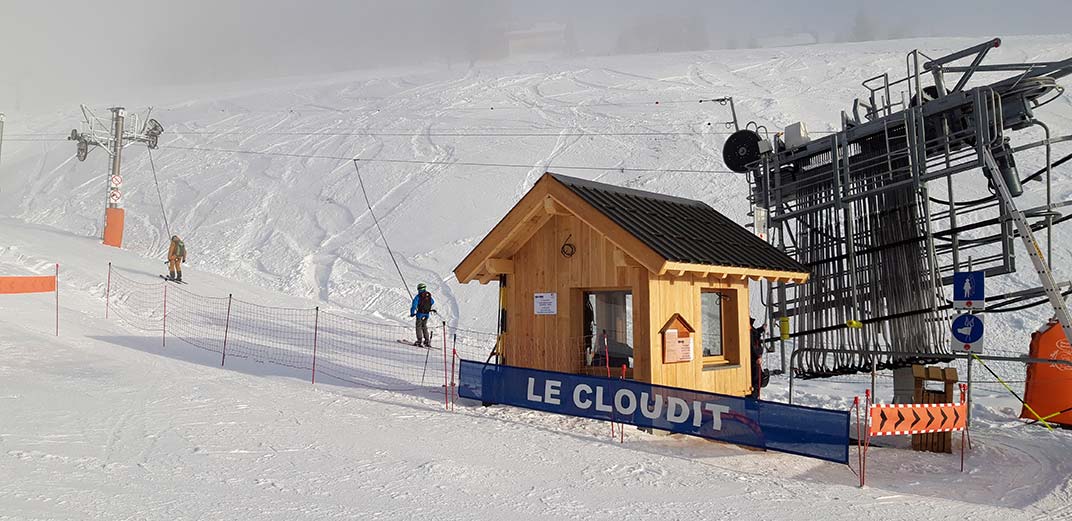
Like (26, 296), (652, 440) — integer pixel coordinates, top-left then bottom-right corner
(868, 401), (967, 436)
(854, 384), (970, 487)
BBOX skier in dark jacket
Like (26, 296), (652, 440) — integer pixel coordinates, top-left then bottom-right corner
(410, 283), (435, 347)
(749, 319), (765, 399)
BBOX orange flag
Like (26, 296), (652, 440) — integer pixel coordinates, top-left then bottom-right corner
(0, 276), (57, 294)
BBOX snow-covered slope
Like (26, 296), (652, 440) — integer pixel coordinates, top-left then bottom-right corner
(1, 216), (1071, 519)
(4, 35), (1070, 335)
(2, 36), (1072, 519)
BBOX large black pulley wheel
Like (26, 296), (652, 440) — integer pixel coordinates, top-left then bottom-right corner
(723, 130), (762, 173)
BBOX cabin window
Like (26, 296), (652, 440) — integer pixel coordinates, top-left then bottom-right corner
(701, 290), (726, 358)
(701, 288), (741, 367)
(583, 291), (633, 369)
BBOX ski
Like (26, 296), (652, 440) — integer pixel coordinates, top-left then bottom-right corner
(159, 275), (187, 284)
(396, 339), (437, 350)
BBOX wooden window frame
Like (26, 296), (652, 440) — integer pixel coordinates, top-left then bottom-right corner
(579, 287), (635, 367)
(701, 288), (740, 368)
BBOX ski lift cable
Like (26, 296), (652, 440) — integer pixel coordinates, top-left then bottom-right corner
(147, 148), (172, 239)
(4, 138), (70, 142)
(13, 126), (842, 139)
(170, 130), (737, 137)
(162, 122), (721, 132)
(15, 128), (763, 138)
(160, 144), (739, 175)
(354, 160), (412, 302)
(160, 98), (744, 113)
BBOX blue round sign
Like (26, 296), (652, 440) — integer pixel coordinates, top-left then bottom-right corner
(951, 314), (983, 344)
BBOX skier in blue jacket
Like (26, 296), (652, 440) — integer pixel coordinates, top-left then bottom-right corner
(410, 283), (435, 347)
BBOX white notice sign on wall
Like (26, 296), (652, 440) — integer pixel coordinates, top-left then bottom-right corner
(534, 293), (558, 315)
(663, 329), (694, 363)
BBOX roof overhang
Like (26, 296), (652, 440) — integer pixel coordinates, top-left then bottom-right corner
(454, 173), (666, 284)
(454, 172), (811, 285)
(659, 261), (810, 284)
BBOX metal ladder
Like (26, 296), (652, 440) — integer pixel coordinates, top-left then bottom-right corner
(976, 88), (1072, 343)
(980, 147), (1072, 342)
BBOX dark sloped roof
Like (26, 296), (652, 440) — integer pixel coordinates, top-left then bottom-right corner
(550, 173), (808, 274)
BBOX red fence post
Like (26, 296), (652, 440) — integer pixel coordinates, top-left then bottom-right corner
(311, 306), (319, 384)
(105, 262), (112, 319)
(449, 333), (457, 411)
(221, 294), (232, 366)
(54, 263), (59, 337)
(162, 283), (167, 347)
(603, 332), (611, 378)
(442, 321), (449, 411)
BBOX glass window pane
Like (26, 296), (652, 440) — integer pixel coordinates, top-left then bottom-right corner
(702, 292), (723, 357)
(584, 291), (633, 368)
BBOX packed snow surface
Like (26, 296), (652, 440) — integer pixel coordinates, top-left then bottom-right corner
(2, 36), (1072, 519)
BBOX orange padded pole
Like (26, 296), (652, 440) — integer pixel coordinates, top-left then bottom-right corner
(103, 207), (125, 248)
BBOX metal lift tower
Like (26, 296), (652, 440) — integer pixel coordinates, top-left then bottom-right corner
(721, 39), (1072, 380)
(68, 106), (163, 248)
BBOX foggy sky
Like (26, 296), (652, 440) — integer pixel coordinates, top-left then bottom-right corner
(2, 0), (1071, 111)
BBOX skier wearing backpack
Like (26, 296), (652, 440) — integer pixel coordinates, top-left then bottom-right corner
(167, 235), (186, 281)
(410, 283), (435, 347)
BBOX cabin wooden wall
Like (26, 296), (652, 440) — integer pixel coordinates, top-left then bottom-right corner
(504, 213), (639, 374)
(639, 273), (752, 396)
(503, 213), (753, 396)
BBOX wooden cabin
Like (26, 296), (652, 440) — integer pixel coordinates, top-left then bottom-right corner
(454, 173), (809, 396)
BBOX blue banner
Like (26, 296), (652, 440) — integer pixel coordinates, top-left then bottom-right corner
(458, 360), (849, 464)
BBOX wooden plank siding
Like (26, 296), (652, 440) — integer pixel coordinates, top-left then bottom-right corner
(502, 214), (752, 396)
(504, 213), (638, 374)
(643, 273), (751, 395)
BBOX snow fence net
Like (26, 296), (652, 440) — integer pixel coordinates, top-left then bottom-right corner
(102, 269), (1046, 401)
(106, 269), (496, 392)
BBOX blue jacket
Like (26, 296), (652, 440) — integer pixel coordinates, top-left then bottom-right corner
(411, 291), (434, 319)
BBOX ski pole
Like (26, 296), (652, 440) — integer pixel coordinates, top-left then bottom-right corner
(419, 317), (432, 386)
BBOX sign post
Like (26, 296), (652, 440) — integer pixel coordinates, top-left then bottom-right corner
(952, 265), (985, 426)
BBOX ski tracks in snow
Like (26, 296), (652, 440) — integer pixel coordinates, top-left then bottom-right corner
(295, 73), (477, 317)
